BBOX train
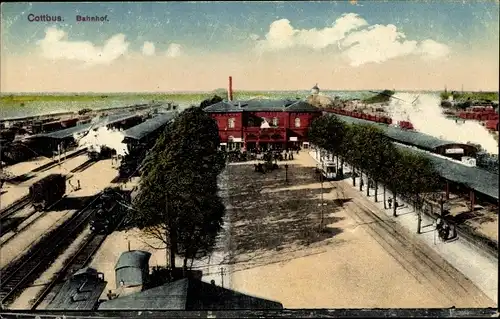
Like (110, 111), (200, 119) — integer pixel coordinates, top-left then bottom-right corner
(118, 113), (175, 178)
(321, 108), (415, 130)
(87, 145), (116, 161)
(30, 118), (79, 134)
(90, 187), (127, 234)
(29, 174), (66, 211)
(319, 160), (338, 180)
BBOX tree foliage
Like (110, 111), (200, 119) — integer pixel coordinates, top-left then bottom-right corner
(200, 95), (223, 109)
(308, 115), (346, 154)
(129, 107), (226, 269)
(308, 114), (442, 211)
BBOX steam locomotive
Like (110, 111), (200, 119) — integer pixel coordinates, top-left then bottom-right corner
(87, 145), (116, 161)
(90, 187), (128, 234)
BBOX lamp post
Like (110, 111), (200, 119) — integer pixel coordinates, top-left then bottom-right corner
(319, 172), (324, 231)
(284, 164), (288, 183)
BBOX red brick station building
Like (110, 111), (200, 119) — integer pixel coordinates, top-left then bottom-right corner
(204, 97), (322, 152)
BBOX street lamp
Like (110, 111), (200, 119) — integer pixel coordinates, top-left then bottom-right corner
(319, 172), (324, 231)
(284, 164), (288, 183)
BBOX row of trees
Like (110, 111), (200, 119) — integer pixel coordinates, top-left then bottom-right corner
(127, 106), (226, 270)
(308, 114), (442, 231)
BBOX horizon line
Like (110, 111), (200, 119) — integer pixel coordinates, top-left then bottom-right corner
(3, 89), (496, 95)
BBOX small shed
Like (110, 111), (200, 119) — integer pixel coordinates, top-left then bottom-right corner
(115, 250), (151, 289)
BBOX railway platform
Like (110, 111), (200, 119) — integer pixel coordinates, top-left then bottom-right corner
(306, 151), (497, 303)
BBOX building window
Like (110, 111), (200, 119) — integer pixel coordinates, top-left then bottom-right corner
(272, 117), (279, 126)
(228, 118), (235, 128)
(295, 118), (301, 128)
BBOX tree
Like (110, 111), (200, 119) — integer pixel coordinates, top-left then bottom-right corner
(360, 127), (396, 203)
(200, 95), (223, 109)
(397, 150), (441, 232)
(130, 107), (226, 270)
(308, 114), (346, 174)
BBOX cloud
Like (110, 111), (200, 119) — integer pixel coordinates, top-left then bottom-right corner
(142, 41), (155, 56)
(340, 24), (450, 66)
(166, 43), (182, 58)
(255, 13), (450, 66)
(37, 27), (129, 65)
(249, 33), (260, 41)
(341, 24), (418, 66)
(255, 13), (368, 52)
(417, 39), (451, 60)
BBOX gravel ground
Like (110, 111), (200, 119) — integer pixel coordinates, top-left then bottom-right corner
(224, 152), (494, 308)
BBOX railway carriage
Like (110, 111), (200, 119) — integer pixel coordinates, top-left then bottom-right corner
(30, 174), (66, 211)
(119, 112), (175, 177)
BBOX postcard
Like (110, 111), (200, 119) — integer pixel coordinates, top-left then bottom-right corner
(0, 1), (498, 316)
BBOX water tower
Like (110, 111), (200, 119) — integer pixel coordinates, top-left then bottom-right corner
(311, 84), (320, 95)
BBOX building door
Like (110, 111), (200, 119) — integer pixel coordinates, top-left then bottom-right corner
(246, 142), (256, 151)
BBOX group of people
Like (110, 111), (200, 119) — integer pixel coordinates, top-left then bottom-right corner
(436, 216), (456, 241)
(68, 179), (81, 192)
(386, 196), (455, 241)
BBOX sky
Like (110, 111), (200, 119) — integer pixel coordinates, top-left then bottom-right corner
(1, 1), (498, 93)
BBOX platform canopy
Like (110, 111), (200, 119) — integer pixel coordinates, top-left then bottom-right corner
(330, 113), (479, 154)
(122, 112), (175, 142)
(33, 113), (141, 140)
(395, 145), (498, 200)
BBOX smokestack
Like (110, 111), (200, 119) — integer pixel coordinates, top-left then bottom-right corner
(228, 76), (233, 101)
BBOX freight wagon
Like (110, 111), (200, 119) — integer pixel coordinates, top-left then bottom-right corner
(29, 174), (66, 211)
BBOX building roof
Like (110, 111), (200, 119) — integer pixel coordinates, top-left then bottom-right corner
(98, 278), (283, 310)
(395, 145), (499, 200)
(32, 122), (94, 140)
(324, 113), (497, 199)
(204, 99), (320, 113)
(286, 100), (322, 112)
(47, 268), (106, 310)
(115, 250), (151, 270)
(100, 278), (188, 310)
(122, 112), (174, 141)
(203, 101), (243, 113)
(330, 113), (476, 152)
(116, 267), (147, 288)
(34, 113), (141, 140)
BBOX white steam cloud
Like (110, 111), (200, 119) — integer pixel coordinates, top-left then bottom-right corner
(76, 126), (129, 156)
(385, 93), (498, 155)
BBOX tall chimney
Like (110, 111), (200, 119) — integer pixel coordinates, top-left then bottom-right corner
(228, 76), (233, 101)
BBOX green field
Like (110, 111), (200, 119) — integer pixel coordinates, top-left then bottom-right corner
(0, 91), (310, 119)
(440, 91), (499, 101)
(0, 90), (299, 103)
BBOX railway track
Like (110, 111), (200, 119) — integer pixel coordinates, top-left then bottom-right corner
(0, 205), (35, 238)
(30, 232), (108, 310)
(34, 148), (88, 173)
(70, 159), (97, 173)
(0, 195), (70, 247)
(0, 195), (31, 221)
(329, 177), (492, 306)
(0, 194), (102, 307)
(31, 202), (125, 309)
